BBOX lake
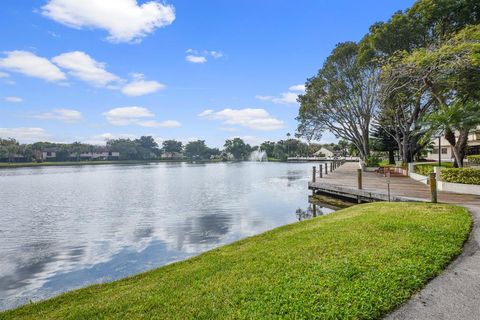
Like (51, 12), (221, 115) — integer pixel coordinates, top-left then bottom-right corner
(0, 161), (334, 310)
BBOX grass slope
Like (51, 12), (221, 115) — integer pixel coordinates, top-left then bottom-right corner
(1, 203), (471, 319)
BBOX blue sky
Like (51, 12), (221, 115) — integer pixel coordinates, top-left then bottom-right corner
(0, 0), (415, 147)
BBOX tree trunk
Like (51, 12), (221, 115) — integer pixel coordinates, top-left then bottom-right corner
(452, 129), (469, 168)
(388, 150), (395, 165)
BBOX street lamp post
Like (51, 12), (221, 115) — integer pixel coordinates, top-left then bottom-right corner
(286, 133), (291, 158)
(438, 135), (442, 167)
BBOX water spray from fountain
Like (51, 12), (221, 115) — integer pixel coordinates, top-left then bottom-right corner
(249, 149), (268, 161)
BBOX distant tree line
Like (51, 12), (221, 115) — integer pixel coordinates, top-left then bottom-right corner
(0, 136), (353, 163)
(297, 0), (480, 167)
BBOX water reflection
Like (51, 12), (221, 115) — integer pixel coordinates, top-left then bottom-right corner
(295, 203), (335, 221)
(0, 162), (334, 310)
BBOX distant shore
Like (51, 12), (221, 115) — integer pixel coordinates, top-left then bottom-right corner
(0, 158), (336, 169)
(0, 159), (189, 169)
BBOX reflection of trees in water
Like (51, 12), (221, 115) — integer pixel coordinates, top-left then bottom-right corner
(172, 212), (233, 250)
(296, 204), (318, 221)
(283, 170), (304, 187)
(188, 213), (232, 243)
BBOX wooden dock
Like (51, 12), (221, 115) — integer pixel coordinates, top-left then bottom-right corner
(309, 162), (480, 205)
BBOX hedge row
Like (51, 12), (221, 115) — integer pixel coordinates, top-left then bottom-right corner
(467, 155), (480, 165)
(414, 163), (454, 176)
(440, 168), (480, 185)
(414, 164), (435, 176)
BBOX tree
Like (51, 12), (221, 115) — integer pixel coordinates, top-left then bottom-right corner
(0, 138), (19, 162)
(260, 141), (275, 158)
(224, 138), (250, 160)
(297, 42), (379, 160)
(358, 0), (480, 164)
(184, 140), (220, 160)
(273, 142), (287, 161)
(161, 140), (183, 154)
(397, 25), (480, 166)
(371, 126), (398, 164)
(184, 140), (209, 160)
(134, 136), (160, 160)
(136, 136), (159, 152)
(337, 140), (349, 157)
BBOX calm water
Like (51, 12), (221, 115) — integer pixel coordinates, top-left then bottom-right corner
(0, 162), (333, 310)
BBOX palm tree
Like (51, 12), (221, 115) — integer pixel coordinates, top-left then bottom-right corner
(286, 133), (291, 157)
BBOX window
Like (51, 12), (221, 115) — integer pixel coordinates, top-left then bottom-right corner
(432, 148), (439, 154)
(441, 148), (448, 154)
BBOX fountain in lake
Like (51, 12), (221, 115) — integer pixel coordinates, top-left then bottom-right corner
(249, 149), (268, 161)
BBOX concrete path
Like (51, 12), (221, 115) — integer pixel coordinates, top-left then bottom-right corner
(313, 162), (480, 319)
(387, 205), (480, 320)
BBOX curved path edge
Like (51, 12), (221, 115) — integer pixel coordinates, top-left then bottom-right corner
(386, 205), (480, 320)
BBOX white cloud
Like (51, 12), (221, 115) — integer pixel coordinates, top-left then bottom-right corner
(52, 51), (121, 87)
(4, 96), (23, 103)
(0, 51), (66, 82)
(104, 106), (154, 125)
(0, 127), (50, 142)
(83, 132), (136, 145)
(0, 71), (10, 78)
(121, 74), (165, 96)
(103, 106), (179, 128)
(199, 108), (285, 131)
(48, 31), (60, 38)
(185, 49), (223, 63)
(139, 120), (181, 128)
(41, 0), (175, 43)
(255, 95), (274, 101)
(288, 84), (305, 92)
(255, 92), (298, 104)
(256, 84), (304, 105)
(185, 55), (207, 64)
(210, 51), (223, 59)
(35, 108), (82, 123)
(197, 109), (214, 117)
(219, 127), (238, 132)
(272, 92), (299, 104)
(256, 92), (299, 104)
(234, 135), (265, 146)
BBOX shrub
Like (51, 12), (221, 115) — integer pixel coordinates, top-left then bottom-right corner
(414, 164), (435, 176)
(365, 155), (381, 167)
(414, 163), (454, 176)
(467, 155), (480, 165)
(441, 168), (480, 185)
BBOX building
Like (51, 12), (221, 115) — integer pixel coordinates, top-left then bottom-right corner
(426, 127), (480, 162)
(161, 152), (183, 160)
(71, 151), (120, 160)
(42, 151), (57, 160)
(313, 146), (342, 158)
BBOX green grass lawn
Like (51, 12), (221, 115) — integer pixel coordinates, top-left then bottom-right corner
(1, 202), (471, 319)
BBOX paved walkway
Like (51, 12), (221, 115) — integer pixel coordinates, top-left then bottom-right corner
(316, 162), (480, 319)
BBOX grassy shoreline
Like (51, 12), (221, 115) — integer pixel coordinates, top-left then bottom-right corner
(1, 202), (471, 319)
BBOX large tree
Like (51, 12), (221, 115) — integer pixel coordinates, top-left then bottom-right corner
(224, 138), (251, 160)
(297, 42), (380, 160)
(408, 25), (480, 166)
(184, 140), (219, 160)
(161, 140), (183, 154)
(360, 0), (480, 163)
